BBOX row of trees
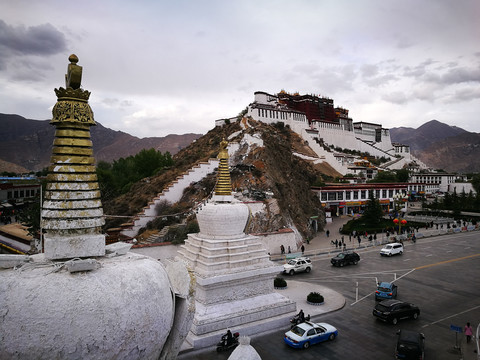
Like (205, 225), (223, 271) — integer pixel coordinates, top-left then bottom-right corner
(427, 190), (480, 213)
(96, 148), (173, 200)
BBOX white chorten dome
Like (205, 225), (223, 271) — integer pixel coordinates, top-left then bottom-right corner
(228, 336), (262, 360)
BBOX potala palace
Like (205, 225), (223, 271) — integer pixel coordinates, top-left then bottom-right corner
(241, 90), (428, 175)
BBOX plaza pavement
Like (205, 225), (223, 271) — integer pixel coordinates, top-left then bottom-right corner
(133, 215), (479, 358)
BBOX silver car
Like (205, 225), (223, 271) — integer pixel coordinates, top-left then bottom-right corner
(380, 243), (404, 256)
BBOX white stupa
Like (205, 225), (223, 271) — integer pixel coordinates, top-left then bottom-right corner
(178, 139), (296, 349)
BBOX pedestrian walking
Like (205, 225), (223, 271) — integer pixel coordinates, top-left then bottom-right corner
(357, 235), (361, 246)
(301, 244), (305, 254)
(288, 246), (291, 253)
(334, 239), (338, 248)
(326, 230), (330, 237)
(465, 322), (473, 343)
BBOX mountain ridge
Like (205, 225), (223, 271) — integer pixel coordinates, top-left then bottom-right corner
(0, 113), (202, 171)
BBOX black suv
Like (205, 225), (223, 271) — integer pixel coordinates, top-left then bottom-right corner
(373, 299), (420, 325)
(330, 251), (360, 267)
(395, 329), (425, 360)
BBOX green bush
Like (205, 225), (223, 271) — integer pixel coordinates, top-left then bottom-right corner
(307, 292), (324, 303)
(274, 277), (287, 288)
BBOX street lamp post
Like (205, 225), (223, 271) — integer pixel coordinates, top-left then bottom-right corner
(393, 192), (408, 235)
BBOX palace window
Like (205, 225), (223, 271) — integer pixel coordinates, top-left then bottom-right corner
(353, 191), (358, 200)
(361, 190), (366, 199)
(346, 192), (351, 200)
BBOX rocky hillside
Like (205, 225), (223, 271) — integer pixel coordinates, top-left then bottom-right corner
(0, 113), (202, 171)
(414, 132), (480, 173)
(104, 119), (329, 239)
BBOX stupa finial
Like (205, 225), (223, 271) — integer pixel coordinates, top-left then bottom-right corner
(65, 54), (82, 89)
(214, 138), (232, 197)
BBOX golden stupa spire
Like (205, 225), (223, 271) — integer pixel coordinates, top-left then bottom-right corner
(214, 138), (232, 196)
(41, 54), (105, 259)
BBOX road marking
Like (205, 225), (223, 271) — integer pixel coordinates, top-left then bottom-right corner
(415, 253), (480, 270)
(350, 269), (415, 306)
(421, 304), (480, 328)
(425, 254), (433, 257)
(403, 258), (411, 261)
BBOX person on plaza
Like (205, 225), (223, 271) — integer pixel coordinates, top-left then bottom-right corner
(301, 244), (305, 254)
(280, 245), (285, 254)
(326, 230), (330, 237)
(357, 235), (361, 246)
(288, 245), (291, 253)
(334, 239), (338, 248)
(465, 322), (473, 343)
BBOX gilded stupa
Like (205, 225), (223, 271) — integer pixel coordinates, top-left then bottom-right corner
(41, 54), (105, 259)
(178, 139), (296, 349)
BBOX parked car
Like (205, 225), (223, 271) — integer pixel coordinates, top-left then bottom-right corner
(283, 257), (312, 275)
(395, 329), (425, 360)
(284, 321), (338, 349)
(380, 242), (404, 256)
(375, 281), (398, 300)
(373, 299), (420, 325)
(330, 251), (360, 267)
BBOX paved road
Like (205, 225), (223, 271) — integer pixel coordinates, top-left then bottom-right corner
(179, 231), (480, 360)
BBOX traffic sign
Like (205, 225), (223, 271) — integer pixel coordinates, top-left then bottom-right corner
(450, 325), (462, 333)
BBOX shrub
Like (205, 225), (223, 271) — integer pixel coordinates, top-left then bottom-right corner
(274, 277), (287, 288)
(307, 292), (324, 303)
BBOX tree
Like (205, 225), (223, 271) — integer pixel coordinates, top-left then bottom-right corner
(362, 191), (384, 226)
(17, 195), (41, 239)
(395, 169), (410, 182)
(471, 174), (480, 194)
(370, 171), (396, 183)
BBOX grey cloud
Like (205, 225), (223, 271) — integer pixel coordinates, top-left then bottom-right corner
(382, 91), (409, 105)
(446, 87), (480, 103)
(441, 66), (480, 84)
(100, 98), (134, 109)
(360, 64), (379, 78)
(403, 59), (437, 77)
(0, 19), (66, 56)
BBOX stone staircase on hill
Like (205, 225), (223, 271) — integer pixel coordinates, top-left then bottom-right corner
(301, 129), (349, 174)
(139, 222), (184, 245)
(121, 158), (220, 238)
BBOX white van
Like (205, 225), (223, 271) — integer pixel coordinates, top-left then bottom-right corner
(380, 242), (404, 256)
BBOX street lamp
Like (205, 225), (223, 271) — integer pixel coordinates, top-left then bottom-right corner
(393, 192), (408, 235)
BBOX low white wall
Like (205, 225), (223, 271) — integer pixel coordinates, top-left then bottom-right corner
(252, 230), (297, 255)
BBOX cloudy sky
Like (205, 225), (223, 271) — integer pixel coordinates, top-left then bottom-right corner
(1, 0), (479, 138)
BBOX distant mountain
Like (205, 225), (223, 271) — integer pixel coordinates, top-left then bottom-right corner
(0, 113), (203, 172)
(389, 120), (468, 152)
(390, 120), (480, 173)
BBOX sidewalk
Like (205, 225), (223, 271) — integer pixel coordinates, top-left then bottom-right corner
(270, 215), (480, 264)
